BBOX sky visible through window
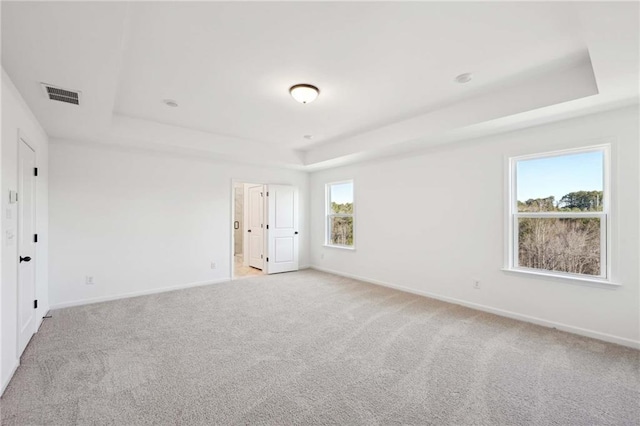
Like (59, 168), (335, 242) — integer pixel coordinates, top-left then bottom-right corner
(517, 151), (603, 202)
(330, 182), (353, 204)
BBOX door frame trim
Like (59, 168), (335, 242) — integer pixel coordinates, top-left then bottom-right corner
(230, 179), (265, 280)
(16, 129), (37, 357)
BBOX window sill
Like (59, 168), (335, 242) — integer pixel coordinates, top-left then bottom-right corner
(323, 244), (356, 251)
(501, 267), (620, 287)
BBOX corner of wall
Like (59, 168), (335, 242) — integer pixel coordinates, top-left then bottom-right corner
(1, 68), (50, 391)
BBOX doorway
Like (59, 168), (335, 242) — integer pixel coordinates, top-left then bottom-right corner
(232, 182), (265, 279)
(231, 181), (300, 280)
(17, 136), (37, 355)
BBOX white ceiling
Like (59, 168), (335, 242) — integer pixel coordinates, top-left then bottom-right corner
(2, 2), (638, 170)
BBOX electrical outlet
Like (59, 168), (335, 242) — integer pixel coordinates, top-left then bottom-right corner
(473, 279), (481, 289)
(211, 262), (217, 269)
(85, 276), (95, 285)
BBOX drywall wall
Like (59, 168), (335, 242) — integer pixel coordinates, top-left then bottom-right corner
(1, 69), (50, 393)
(48, 141), (309, 308)
(309, 105), (639, 347)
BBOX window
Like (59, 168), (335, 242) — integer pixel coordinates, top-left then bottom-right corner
(326, 181), (354, 248)
(508, 146), (609, 281)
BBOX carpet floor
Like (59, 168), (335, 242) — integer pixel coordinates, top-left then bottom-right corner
(1, 270), (639, 425)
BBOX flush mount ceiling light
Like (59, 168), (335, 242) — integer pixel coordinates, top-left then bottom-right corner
(163, 99), (179, 107)
(289, 84), (320, 104)
(454, 73), (473, 84)
(303, 134), (314, 140)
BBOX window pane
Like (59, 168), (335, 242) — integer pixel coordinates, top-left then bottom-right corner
(518, 217), (601, 276)
(330, 216), (353, 246)
(330, 182), (353, 214)
(516, 151), (604, 212)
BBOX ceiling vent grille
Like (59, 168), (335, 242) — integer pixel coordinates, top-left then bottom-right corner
(41, 83), (81, 105)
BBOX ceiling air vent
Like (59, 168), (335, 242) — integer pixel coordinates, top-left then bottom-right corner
(41, 83), (81, 105)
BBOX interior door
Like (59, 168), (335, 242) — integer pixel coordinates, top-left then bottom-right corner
(247, 185), (264, 269)
(18, 138), (36, 355)
(266, 185), (299, 274)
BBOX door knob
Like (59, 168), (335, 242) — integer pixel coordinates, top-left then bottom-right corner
(295, 231), (299, 235)
(248, 229), (252, 233)
(20, 256), (31, 263)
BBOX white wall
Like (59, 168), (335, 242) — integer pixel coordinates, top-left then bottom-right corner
(309, 105), (639, 348)
(1, 69), (50, 392)
(48, 141), (309, 308)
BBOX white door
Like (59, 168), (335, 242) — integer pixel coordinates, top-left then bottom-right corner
(247, 185), (264, 269)
(18, 139), (37, 355)
(266, 185), (299, 274)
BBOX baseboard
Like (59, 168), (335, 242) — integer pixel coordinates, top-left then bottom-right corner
(36, 305), (50, 331)
(2, 308), (50, 397)
(50, 278), (231, 310)
(310, 265), (640, 349)
(1, 360), (20, 396)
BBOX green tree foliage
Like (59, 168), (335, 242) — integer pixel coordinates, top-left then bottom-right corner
(559, 191), (603, 211)
(518, 196), (556, 212)
(518, 191), (603, 212)
(331, 202), (353, 214)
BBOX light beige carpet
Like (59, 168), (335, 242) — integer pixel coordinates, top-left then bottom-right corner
(1, 269), (638, 425)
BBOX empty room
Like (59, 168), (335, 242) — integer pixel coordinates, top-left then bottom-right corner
(1, 1), (639, 425)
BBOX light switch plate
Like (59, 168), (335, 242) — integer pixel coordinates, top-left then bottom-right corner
(5, 229), (16, 246)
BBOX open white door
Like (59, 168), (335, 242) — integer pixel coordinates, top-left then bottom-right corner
(247, 185), (264, 270)
(18, 138), (37, 355)
(266, 185), (299, 274)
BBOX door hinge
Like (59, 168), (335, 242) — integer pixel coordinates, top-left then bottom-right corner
(266, 224), (269, 230)
(34, 234), (38, 243)
(261, 254), (263, 259)
(34, 167), (38, 177)
(34, 300), (38, 309)
(260, 192), (263, 197)
(266, 257), (269, 262)
(266, 192), (269, 196)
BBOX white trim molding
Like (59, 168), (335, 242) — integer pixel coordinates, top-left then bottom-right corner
(505, 143), (613, 284)
(310, 265), (640, 350)
(325, 179), (355, 248)
(50, 278), (231, 310)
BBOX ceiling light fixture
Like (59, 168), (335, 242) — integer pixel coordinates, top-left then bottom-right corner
(303, 135), (314, 140)
(454, 73), (473, 84)
(163, 99), (179, 107)
(289, 84), (320, 104)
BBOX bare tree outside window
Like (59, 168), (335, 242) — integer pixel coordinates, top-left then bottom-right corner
(327, 182), (354, 247)
(512, 148), (607, 278)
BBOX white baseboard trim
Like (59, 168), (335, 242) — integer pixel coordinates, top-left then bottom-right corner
(1, 360), (20, 396)
(50, 278), (231, 310)
(36, 305), (50, 331)
(310, 265), (640, 350)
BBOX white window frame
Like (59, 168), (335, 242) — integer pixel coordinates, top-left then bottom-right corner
(325, 180), (355, 249)
(506, 144), (613, 284)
